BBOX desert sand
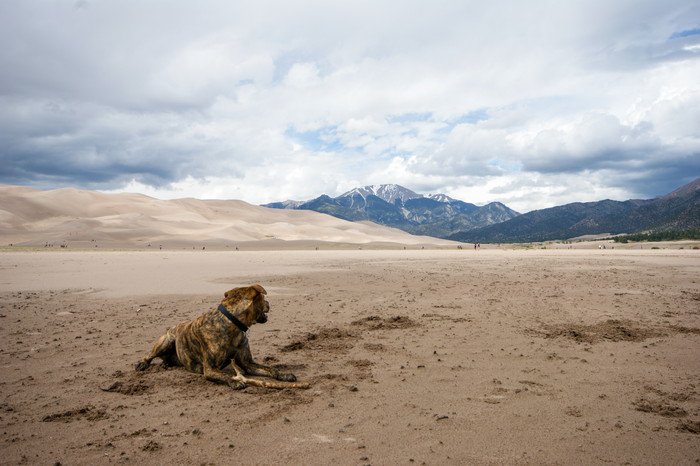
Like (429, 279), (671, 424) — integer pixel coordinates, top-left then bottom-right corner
(0, 185), (453, 248)
(1, 248), (698, 465)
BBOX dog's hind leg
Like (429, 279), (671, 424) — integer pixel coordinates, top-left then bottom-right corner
(135, 330), (176, 371)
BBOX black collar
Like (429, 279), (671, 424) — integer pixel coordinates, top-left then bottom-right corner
(217, 304), (249, 333)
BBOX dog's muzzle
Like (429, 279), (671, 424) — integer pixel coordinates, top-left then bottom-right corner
(256, 301), (270, 324)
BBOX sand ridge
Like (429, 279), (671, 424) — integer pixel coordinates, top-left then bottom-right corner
(0, 184), (453, 248)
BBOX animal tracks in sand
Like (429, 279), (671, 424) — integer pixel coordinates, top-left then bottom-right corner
(481, 378), (556, 404)
(280, 315), (421, 354)
(101, 379), (151, 396)
(530, 319), (699, 344)
(532, 319), (662, 343)
(42, 405), (109, 423)
(632, 384), (699, 434)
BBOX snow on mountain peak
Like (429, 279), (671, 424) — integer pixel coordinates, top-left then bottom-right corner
(426, 193), (456, 203)
(340, 184), (421, 204)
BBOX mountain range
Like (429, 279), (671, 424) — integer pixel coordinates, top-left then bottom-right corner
(267, 179), (700, 243)
(265, 184), (520, 238)
(449, 178), (700, 243)
(3, 179), (696, 247)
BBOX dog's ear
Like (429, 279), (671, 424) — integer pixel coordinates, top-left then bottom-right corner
(240, 284), (266, 300)
(223, 285), (267, 301)
(250, 284), (267, 295)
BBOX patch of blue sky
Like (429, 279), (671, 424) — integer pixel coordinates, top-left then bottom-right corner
(285, 126), (345, 152)
(399, 127), (419, 138)
(487, 158), (522, 173)
(451, 108), (490, 125)
(386, 112), (433, 124)
(670, 27), (700, 39)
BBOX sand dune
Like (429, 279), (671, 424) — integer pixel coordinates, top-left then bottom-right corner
(0, 185), (453, 248)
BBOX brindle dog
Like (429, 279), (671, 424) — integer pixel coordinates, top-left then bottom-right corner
(135, 285), (309, 389)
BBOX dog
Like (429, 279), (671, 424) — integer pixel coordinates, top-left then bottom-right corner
(135, 284), (309, 389)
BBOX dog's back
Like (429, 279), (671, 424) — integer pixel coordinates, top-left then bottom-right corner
(171, 311), (247, 374)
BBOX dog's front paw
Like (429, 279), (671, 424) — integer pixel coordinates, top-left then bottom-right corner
(135, 360), (150, 371)
(229, 380), (247, 390)
(277, 373), (297, 382)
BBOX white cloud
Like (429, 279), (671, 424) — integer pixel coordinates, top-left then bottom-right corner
(1, 0), (699, 212)
(284, 62), (321, 88)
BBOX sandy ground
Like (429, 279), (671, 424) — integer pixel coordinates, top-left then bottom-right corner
(0, 248), (698, 465)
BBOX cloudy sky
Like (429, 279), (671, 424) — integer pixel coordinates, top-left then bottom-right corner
(1, 1), (699, 212)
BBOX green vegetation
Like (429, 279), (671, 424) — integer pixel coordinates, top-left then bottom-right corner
(613, 229), (700, 243)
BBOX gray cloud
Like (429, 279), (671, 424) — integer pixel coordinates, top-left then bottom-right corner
(0, 1), (699, 211)
(520, 115), (661, 173)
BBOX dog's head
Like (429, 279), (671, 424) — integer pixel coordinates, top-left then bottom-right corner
(222, 284), (270, 326)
